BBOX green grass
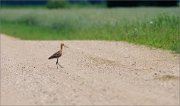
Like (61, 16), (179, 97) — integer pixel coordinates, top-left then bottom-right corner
(0, 8), (179, 53)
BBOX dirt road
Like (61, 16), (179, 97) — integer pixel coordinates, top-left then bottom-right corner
(1, 34), (179, 105)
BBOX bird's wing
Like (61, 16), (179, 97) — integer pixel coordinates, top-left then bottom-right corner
(48, 51), (62, 59)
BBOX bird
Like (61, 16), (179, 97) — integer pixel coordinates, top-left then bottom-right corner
(48, 43), (68, 69)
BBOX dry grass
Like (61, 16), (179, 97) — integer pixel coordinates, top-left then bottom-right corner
(155, 75), (179, 81)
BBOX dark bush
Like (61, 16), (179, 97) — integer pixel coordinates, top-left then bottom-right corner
(106, 0), (178, 7)
(47, 0), (68, 9)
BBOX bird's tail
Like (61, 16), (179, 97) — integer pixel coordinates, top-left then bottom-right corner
(48, 56), (53, 59)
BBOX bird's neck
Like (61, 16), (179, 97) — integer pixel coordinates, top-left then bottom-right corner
(60, 45), (63, 51)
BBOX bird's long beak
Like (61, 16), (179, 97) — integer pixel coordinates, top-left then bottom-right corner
(64, 45), (69, 48)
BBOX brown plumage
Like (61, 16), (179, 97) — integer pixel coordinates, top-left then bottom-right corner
(48, 43), (68, 69)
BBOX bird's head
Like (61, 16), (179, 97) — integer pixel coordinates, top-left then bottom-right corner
(61, 43), (68, 49)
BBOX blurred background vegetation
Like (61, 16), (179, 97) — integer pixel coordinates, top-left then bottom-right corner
(1, 0), (179, 8)
(0, 0), (179, 53)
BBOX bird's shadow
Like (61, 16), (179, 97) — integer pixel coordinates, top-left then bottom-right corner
(47, 66), (64, 70)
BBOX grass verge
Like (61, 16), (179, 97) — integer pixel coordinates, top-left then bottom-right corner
(0, 8), (179, 53)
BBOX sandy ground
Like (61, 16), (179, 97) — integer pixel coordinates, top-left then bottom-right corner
(1, 33), (179, 105)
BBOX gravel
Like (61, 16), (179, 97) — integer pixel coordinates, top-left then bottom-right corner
(1, 34), (179, 105)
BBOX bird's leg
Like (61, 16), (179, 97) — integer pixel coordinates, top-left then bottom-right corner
(58, 63), (64, 68)
(56, 58), (58, 69)
(56, 58), (58, 64)
(57, 58), (63, 68)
